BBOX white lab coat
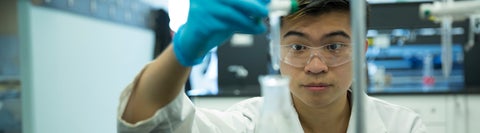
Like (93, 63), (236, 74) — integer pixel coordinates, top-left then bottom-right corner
(118, 84), (427, 133)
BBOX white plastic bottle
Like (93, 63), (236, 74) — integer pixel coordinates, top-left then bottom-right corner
(255, 75), (303, 133)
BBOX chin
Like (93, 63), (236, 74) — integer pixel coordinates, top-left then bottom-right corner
(291, 90), (334, 108)
(305, 95), (336, 108)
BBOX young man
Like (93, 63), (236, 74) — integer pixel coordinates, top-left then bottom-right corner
(118, 0), (427, 132)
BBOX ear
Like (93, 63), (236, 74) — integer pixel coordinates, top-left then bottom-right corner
(365, 39), (369, 53)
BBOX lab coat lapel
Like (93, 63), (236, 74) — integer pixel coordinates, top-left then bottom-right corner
(346, 92), (387, 133)
(289, 100), (306, 132)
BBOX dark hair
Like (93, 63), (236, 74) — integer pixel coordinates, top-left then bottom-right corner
(283, 0), (370, 28)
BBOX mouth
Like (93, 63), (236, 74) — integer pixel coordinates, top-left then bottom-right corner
(301, 83), (332, 92)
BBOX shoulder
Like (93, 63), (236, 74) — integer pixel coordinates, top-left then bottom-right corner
(226, 97), (263, 112)
(220, 97), (264, 121)
(368, 96), (420, 119)
(194, 97), (264, 132)
(368, 96), (411, 110)
(367, 96), (426, 132)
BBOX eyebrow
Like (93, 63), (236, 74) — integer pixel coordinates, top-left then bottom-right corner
(283, 31), (306, 38)
(324, 31), (350, 39)
(283, 30), (350, 40)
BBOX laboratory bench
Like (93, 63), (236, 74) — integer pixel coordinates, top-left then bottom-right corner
(368, 87), (480, 95)
(366, 66), (477, 95)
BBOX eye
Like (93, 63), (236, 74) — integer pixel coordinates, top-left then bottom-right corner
(290, 44), (308, 51)
(325, 43), (346, 51)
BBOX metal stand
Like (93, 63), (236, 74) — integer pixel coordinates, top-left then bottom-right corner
(351, 1), (367, 133)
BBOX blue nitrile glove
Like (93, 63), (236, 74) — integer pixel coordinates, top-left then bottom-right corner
(173, 0), (270, 66)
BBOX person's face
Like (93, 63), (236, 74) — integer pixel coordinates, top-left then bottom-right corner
(280, 11), (352, 108)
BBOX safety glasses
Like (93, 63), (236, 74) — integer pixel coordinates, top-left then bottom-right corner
(280, 43), (352, 68)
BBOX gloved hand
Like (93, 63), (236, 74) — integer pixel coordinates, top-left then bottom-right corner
(173, 0), (270, 66)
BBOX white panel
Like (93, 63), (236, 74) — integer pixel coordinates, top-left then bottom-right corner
(25, 5), (153, 133)
(468, 95), (480, 133)
(428, 125), (446, 133)
(445, 95), (468, 133)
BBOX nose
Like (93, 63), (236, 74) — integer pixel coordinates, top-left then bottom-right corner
(304, 54), (328, 74)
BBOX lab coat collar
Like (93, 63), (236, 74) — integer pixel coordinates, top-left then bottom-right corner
(346, 92), (387, 133)
(288, 91), (386, 133)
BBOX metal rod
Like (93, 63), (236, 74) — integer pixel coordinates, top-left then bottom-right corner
(440, 16), (453, 78)
(18, 0), (35, 133)
(351, 0), (367, 133)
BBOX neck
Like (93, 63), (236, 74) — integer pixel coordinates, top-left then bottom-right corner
(293, 93), (351, 133)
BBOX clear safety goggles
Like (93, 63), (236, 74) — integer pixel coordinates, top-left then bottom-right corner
(280, 43), (352, 68)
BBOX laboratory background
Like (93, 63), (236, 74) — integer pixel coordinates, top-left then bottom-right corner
(0, 0), (479, 133)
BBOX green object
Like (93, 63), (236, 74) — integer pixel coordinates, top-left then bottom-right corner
(290, 0), (299, 14)
(424, 10), (430, 17)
